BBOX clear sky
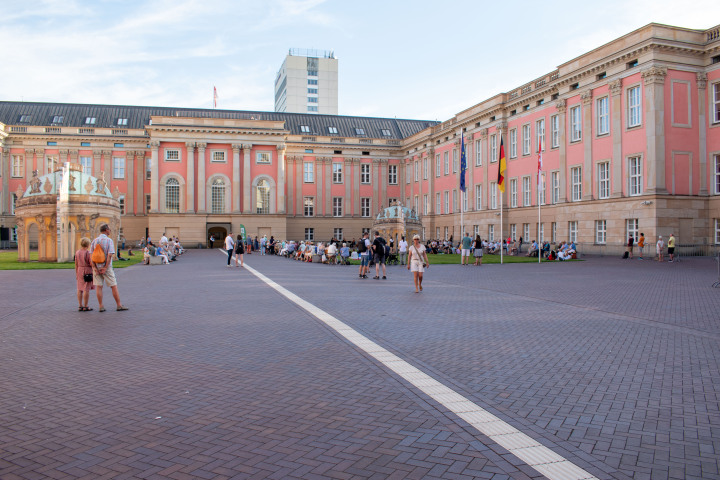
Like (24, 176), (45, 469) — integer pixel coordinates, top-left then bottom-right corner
(2, 0), (718, 121)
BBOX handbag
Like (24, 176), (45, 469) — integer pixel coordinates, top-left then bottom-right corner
(83, 273), (93, 282)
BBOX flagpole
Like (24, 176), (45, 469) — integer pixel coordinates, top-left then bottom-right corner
(499, 133), (503, 265)
(538, 137), (542, 264)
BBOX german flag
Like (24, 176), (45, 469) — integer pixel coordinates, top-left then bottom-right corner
(497, 135), (507, 193)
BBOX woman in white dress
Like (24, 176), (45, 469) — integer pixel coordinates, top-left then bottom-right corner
(407, 234), (430, 293)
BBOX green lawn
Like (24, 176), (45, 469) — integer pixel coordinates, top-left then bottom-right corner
(0, 250), (144, 270)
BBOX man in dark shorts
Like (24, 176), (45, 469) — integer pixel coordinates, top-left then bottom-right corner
(372, 231), (387, 279)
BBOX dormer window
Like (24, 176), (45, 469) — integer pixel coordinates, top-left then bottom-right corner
(300, 125), (310, 133)
(117, 118), (128, 126)
(381, 129), (391, 137)
(355, 128), (365, 136)
(19, 115), (31, 123)
(328, 126), (338, 134)
(52, 115), (64, 124)
(85, 117), (97, 125)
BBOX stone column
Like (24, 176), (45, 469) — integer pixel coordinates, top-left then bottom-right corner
(25, 148), (34, 185)
(609, 80), (624, 198)
(69, 149), (78, 165)
(277, 143), (286, 214)
(316, 157), (324, 216)
(242, 144), (252, 214)
(353, 159), (360, 216)
(466, 142), (473, 211)
(372, 159), (380, 215)
(581, 91), (594, 200)
(427, 147), (435, 214)
(231, 144), (241, 213)
(185, 143), (196, 213)
(697, 73), (708, 196)
(286, 155), (295, 215)
(324, 157), (331, 217)
(295, 156), (302, 217)
(102, 150), (111, 184)
(126, 151), (134, 215)
(642, 66), (667, 194)
(379, 159), (387, 212)
(344, 158), (352, 216)
(92, 150), (102, 178)
(197, 143), (207, 213)
(150, 142), (160, 212)
(555, 100), (568, 202)
(1, 148), (9, 214)
(136, 152), (145, 215)
(481, 129), (489, 210)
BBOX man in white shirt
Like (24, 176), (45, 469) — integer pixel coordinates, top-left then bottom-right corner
(224, 232), (235, 267)
(398, 236), (408, 265)
(160, 233), (169, 247)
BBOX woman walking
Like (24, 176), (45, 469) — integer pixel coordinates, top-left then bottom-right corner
(473, 235), (483, 266)
(407, 234), (430, 293)
(234, 234), (245, 267)
(74, 237), (94, 311)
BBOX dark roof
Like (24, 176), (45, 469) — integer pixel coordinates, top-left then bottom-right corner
(0, 101), (437, 140)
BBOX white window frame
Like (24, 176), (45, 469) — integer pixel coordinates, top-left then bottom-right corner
(523, 176), (531, 207)
(453, 190), (458, 212)
(510, 178), (518, 208)
(536, 118), (545, 152)
(210, 178), (226, 214)
(715, 219), (720, 244)
(510, 224), (516, 241)
(436, 193), (441, 214)
(388, 164), (398, 185)
(551, 115), (559, 148)
(334, 228), (343, 241)
(256, 151), (271, 164)
(628, 156), (643, 196)
(713, 83), (720, 124)
(488, 224), (495, 242)
(626, 218), (639, 243)
(570, 105), (582, 142)
(444, 151), (449, 175)
(165, 178), (180, 213)
(80, 156), (92, 176)
(551, 171), (560, 204)
(595, 220), (607, 244)
(414, 195), (419, 214)
(165, 149), (180, 161)
(627, 85), (642, 128)
(509, 128), (517, 158)
(211, 150), (226, 163)
(423, 194), (429, 215)
(475, 184), (482, 210)
(361, 163), (371, 184)
(11, 194), (17, 215)
(332, 197), (343, 217)
(462, 190), (468, 212)
(435, 154), (441, 177)
(46, 156), (58, 173)
(715, 154), (720, 195)
(452, 149), (458, 173)
(475, 139), (482, 166)
(444, 191), (449, 214)
(11, 155), (24, 177)
(332, 163), (343, 183)
(423, 157), (428, 179)
(305, 228), (314, 241)
(473, 225), (480, 238)
(490, 182), (497, 209)
(539, 173), (546, 205)
(571, 166), (582, 201)
(361, 197), (371, 217)
(490, 135), (497, 163)
(304, 162), (314, 183)
(551, 222), (557, 243)
(113, 157), (125, 179)
(568, 221), (578, 243)
(598, 162), (610, 199)
(523, 223), (530, 242)
(414, 160), (419, 181)
(597, 96), (609, 136)
(522, 124), (531, 155)
(303, 196), (314, 217)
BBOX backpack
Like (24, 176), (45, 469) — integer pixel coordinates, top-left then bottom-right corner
(91, 242), (106, 264)
(358, 239), (367, 253)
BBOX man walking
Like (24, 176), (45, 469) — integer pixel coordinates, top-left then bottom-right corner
(90, 224), (128, 312)
(398, 236), (408, 265)
(225, 232), (235, 267)
(637, 232), (645, 260)
(460, 232), (472, 265)
(372, 231), (387, 279)
(358, 232), (371, 278)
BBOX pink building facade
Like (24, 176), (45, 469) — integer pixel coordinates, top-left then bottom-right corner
(1, 23), (719, 252)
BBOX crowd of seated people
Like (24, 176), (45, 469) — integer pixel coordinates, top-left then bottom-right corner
(143, 235), (184, 265)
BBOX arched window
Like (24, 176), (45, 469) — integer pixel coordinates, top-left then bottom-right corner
(165, 178), (180, 213)
(256, 179), (270, 214)
(211, 178), (225, 214)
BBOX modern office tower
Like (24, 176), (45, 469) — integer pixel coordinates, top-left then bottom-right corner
(274, 49), (338, 115)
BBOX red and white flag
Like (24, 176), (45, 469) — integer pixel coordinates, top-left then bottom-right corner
(213, 86), (218, 108)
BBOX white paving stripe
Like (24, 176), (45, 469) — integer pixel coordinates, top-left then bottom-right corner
(239, 258), (598, 480)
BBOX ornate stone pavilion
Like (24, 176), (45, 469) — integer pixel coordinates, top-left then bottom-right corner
(370, 202), (422, 246)
(14, 163), (120, 262)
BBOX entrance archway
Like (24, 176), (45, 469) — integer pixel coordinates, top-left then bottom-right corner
(207, 226), (227, 248)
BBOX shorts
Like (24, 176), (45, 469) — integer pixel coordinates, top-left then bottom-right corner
(474, 249), (483, 257)
(373, 253), (386, 265)
(410, 261), (425, 273)
(93, 265), (117, 287)
(360, 255), (369, 266)
(668, 247), (675, 254)
(461, 249), (471, 257)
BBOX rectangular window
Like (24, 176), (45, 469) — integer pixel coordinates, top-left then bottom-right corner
(355, 128), (365, 136)
(328, 126), (338, 134)
(510, 224), (516, 241)
(304, 197), (314, 217)
(626, 218), (639, 243)
(452, 149), (458, 173)
(361, 163), (371, 184)
(414, 195), (419, 214)
(444, 191), (449, 214)
(80, 156), (92, 175)
(595, 220), (607, 244)
(539, 223), (545, 242)
(381, 129), (392, 136)
(539, 173), (546, 205)
(444, 151), (449, 175)
(629, 156), (642, 196)
(436, 193), (441, 214)
(117, 118), (127, 126)
(436, 154), (441, 177)
(510, 128), (517, 158)
(490, 182), (497, 209)
(510, 178), (518, 207)
(305, 228), (314, 241)
(334, 228), (343, 241)
(597, 162), (610, 199)
(552, 171), (560, 204)
(388, 198), (398, 208)
(145, 157), (151, 180)
(304, 162), (314, 183)
(551, 222), (557, 243)
(475, 139), (482, 166)
(444, 227), (449, 240)
(46, 156), (58, 173)
(522, 124), (531, 155)
(307, 97), (318, 103)
(423, 157), (428, 179)
(462, 190), (468, 212)
(597, 97), (609, 135)
(715, 155), (720, 194)
(627, 86), (642, 127)
(551, 115), (559, 148)
(11, 155), (23, 177)
(118, 196), (125, 215)
(300, 125), (310, 133)
(332, 163), (343, 183)
(436, 227), (441, 239)
(489, 224), (495, 242)
(146, 194), (151, 214)
(453, 190), (458, 213)
(388, 164), (397, 184)
(414, 160), (419, 181)
(85, 117), (96, 125)
(307, 106), (318, 112)
(568, 221), (578, 243)
(165, 149), (180, 161)
(475, 184), (482, 210)
(423, 194), (429, 215)
(571, 166), (582, 201)
(473, 225), (480, 238)
(713, 83), (720, 123)
(570, 106), (582, 141)
(308, 79), (318, 85)
(212, 151), (226, 163)
(490, 135), (497, 162)
(113, 157), (125, 179)
(11, 194), (17, 215)
(256, 152), (271, 164)
(536, 118), (545, 151)
(523, 223), (530, 242)
(307, 88), (318, 94)
(333, 197), (343, 217)
(523, 176), (531, 206)
(361, 197), (371, 217)
(715, 219), (720, 244)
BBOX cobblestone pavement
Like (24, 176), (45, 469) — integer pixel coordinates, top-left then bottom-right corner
(1, 251), (718, 480)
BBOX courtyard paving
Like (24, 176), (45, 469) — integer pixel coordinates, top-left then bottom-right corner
(0, 250), (719, 480)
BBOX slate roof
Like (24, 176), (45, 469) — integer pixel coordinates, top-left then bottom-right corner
(0, 101), (437, 140)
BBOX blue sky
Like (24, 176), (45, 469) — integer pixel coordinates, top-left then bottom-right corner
(2, 0), (718, 121)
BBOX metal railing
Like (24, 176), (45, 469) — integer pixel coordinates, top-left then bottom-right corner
(572, 242), (720, 258)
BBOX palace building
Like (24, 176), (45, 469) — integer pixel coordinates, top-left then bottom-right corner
(1, 22), (719, 252)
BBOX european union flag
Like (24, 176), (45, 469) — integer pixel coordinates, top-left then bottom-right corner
(460, 131), (467, 192)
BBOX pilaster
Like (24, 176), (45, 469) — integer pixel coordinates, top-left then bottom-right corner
(609, 79), (624, 198)
(286, 155), (295, 215)
(25, 148), (35, 185)
(197, 143), (207, 213)
(136, 151), (145, 215)
(1, 148), (9, 214)
(697, 72), (708, 195)
(352, 159), (360, 217)
(276, 143), (286, 214)
(581, 91), (594, 200)
(427, 147), (435, 214)
(372, 159), (380, 215)
(555, 100), (568, 202)
(481, 129), (489, 212)
(92, 150), (102, 178)
(150, 142), (160, 212)
(323, 157), (331, 217)
(231, 144), (241, 212)
(126, 151), (134, 215)
(242, 144), (251, 214)
(344, 158), (352, 217)
(642, 66), (668, 194)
